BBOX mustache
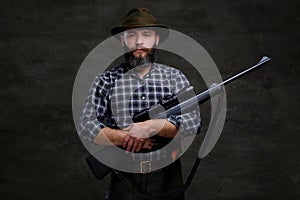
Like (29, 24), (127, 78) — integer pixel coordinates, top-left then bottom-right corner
(123, 47), (157, 68)
(127, 47), (153, 54)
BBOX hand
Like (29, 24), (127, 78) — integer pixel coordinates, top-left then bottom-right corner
(122, 134), (155, 152)
(123, 120), (164, 138)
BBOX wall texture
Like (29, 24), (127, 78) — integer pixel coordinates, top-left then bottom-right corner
(0, 0), (299, 199)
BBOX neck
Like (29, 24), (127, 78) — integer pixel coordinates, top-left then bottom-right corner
(134, 64), (151, 78)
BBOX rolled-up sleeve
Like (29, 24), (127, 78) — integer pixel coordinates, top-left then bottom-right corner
(78, 74), (109, 142)
(168, 69), (201, 136)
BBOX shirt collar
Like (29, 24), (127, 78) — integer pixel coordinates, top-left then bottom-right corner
(126, 63), (160, 79)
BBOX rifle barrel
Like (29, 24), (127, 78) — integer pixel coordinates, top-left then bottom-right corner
(152, 56), (271, 119)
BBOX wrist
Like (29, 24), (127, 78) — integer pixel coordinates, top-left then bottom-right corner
(150, 119), (167, 132)
(152, 119), (177, 138)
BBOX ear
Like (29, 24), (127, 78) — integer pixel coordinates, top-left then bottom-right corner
(120, 35), (125, 46)
(155, 34), (160, 46)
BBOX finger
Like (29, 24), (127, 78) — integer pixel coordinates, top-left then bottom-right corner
(123, 135), (130, 148)
(143, 140), (153, 149)
(136, 139), (144, 152)
(131, 139), (139, 152)
(126, 138), (134, 152)
(149, 138), (156, 143)
(143, 143), (152, 149)
(146, 138), (155, 145)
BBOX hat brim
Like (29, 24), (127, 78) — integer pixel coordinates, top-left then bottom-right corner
(111, 24), (170, 42)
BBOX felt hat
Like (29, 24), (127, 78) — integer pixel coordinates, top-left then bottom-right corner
(111, 8), (169, 42)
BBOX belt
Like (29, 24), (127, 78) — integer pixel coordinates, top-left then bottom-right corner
(130, 151), (174, 174)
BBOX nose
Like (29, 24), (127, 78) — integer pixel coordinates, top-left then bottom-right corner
(135, 34), (143, 47)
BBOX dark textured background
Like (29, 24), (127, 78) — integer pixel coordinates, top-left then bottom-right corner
(1, 0), (299, 199)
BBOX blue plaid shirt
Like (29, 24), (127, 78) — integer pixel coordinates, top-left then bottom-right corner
(78, 63), (201, 157)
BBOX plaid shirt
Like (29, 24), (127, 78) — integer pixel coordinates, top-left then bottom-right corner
(78, 63), (201, 160)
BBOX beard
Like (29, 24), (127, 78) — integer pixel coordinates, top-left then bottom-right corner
(124, 46), (157, 69)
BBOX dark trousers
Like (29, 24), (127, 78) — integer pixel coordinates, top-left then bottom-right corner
(106, 159), (184, 200)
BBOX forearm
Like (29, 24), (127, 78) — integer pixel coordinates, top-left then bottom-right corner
(93, 127), (127, 146)
(151, 119), (178, 138)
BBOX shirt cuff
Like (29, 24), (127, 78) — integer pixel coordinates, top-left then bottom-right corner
(167, 116), (181, 130)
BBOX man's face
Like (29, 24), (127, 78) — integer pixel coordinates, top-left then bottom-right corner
(121, 28), (160, 68)
(121, 28), (159, 59)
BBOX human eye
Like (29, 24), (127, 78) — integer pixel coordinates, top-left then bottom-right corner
(127, 32), (136, 38)
(143, 31), (152, 37)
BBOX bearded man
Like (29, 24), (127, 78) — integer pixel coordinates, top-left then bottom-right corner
(79, 8), (201, 200)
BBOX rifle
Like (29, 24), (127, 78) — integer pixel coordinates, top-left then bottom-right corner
(86, 56), (271, 181)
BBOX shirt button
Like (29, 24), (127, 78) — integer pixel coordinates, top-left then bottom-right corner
(142, 96), (146, 100)
(141, 80), (144, 84)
